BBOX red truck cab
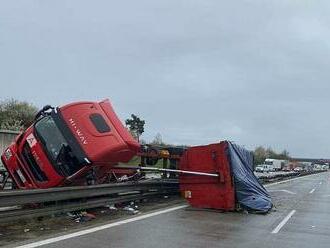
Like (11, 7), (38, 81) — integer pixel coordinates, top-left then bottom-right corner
(1, 99), (140, 189)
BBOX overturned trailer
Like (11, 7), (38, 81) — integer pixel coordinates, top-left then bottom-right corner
(180, 141), (273, 213)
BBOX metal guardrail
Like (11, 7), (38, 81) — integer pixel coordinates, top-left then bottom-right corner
(258, 170), (327, 184)
(0, 191), (179, 223)
(0, 180), (179, 208)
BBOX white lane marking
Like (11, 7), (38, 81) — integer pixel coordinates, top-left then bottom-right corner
(14, 205), (188, 248)
(0, 206), (21, 211)
(268, 189), (296, 195)
(271, 210), (296, 234)
(265, 173), (327, 188)
(309, 188), (316, 194)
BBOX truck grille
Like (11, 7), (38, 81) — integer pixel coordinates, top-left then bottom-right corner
(22, 143), (48, 182)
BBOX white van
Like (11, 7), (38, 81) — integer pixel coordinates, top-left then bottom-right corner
(255, 164), (274, 173)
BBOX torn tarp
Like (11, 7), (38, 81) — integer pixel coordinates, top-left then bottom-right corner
(227, 142), (273, 213)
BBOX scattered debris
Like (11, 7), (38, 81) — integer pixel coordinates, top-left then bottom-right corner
(118, 175), (129, 182)
(122, 202), (139, 215)
(66, 212), (76, 218)
(67, 211), (96, 223)
(130, 201), (139, 210)
(23, 229), (30, 233)
(106, 204), (118, 211)
(123, 206), (139, 215)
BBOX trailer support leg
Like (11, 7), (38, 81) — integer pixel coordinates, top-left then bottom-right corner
(162, 158), (168, 179)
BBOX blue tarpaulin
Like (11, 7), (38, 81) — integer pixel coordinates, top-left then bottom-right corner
(227, 142), (273, 213)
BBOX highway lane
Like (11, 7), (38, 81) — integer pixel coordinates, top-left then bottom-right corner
(10, 172), (330, 248)
(266, 172), (330, 247)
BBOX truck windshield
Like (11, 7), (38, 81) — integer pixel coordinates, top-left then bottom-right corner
(34, 116), (84, 177)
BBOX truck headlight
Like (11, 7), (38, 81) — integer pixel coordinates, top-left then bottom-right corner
(4, 148), (12, 160)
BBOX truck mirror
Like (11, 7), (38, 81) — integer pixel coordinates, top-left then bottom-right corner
(35, 105), (54, 120)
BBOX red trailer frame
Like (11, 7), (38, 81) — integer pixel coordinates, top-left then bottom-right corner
(179, 142), (236, 211)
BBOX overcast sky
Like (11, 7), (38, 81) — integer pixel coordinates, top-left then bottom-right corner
(1, 1), (330, 158)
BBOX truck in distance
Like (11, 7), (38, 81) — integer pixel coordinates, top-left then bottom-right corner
(264, 158), (288, 171)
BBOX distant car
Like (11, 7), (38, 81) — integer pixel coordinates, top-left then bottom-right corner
(294, 167), (303, 172)
(255, 164), (274, 173)
(255, 165), (264, 172)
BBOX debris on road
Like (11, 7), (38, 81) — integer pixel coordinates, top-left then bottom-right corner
(123, 206), (139, 215)
(122, 202), (139, 215)
(67, 211), (96, 223)
(106, 204), (118, 211)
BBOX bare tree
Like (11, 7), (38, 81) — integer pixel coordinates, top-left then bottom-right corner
(151, 133), (164, 145)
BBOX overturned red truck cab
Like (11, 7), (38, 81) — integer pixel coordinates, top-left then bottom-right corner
(1, 99), (140, 189)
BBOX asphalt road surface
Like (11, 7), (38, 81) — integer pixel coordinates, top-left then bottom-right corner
(10, 172), (330, 248)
